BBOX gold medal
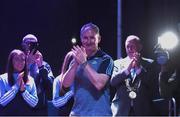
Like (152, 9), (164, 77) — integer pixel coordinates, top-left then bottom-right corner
(129, 91), (137, 99)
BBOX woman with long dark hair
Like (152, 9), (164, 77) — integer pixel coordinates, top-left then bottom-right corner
(0, 49), (38, 115)
(52, 51), (74, 115)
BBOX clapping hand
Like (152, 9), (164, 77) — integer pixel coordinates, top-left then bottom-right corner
(34, 51), (43, 67)
(126, 52), (141, 71)
(26, 50), (37, 66)
(71, 45), (87, 65)
(17, 72), (25, 92)
(132, 52), (141, 68)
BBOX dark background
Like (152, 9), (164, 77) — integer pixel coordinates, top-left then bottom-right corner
(0, 0), (179, 77)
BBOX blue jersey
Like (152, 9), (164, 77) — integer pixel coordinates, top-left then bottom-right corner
(52, 75), (73, 108)
(0, 73), (38, 115)
(70, 50), (114, 116)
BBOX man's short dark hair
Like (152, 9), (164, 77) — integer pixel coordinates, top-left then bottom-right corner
(80, 23), (100, 37)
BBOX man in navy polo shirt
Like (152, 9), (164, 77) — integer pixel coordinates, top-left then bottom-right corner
(62, 23), (114, 116)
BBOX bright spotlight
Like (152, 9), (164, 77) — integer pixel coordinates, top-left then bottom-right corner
(158, 32), (178, 50)
(71, 37), (77, 45)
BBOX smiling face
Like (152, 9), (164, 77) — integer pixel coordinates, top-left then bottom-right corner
(12, 51), (26, 72)
(81, 29), (100, 56)
(80, 23), (101, 56)
(125, 35), (142, 59)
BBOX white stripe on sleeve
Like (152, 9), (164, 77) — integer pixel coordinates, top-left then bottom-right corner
(52, 90), (73, 108)
(22, 90), (38, 107)
(0, 84), (19, 106)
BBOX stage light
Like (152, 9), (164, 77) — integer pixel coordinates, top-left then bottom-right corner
(71, 37), (77, 45)
(158, 31), (178, 50)
(155, 31), (178, 65)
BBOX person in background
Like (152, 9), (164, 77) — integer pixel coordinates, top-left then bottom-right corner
(111, 35), (158, 116)
(21, 34), (54, 115)
(0, 49), (38, 115)
(62, 23), (114, 116)
(52, 51), (74, 115)
(158, 48), (180, 116)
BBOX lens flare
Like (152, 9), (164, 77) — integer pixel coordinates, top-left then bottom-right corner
(158, 32), (178, 50)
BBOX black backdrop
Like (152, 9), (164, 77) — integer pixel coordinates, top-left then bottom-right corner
(0, 0), (179, 76)
(0, 0), (117, 76)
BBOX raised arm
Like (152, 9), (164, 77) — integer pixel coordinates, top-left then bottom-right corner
(83, 57), (113, 91)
